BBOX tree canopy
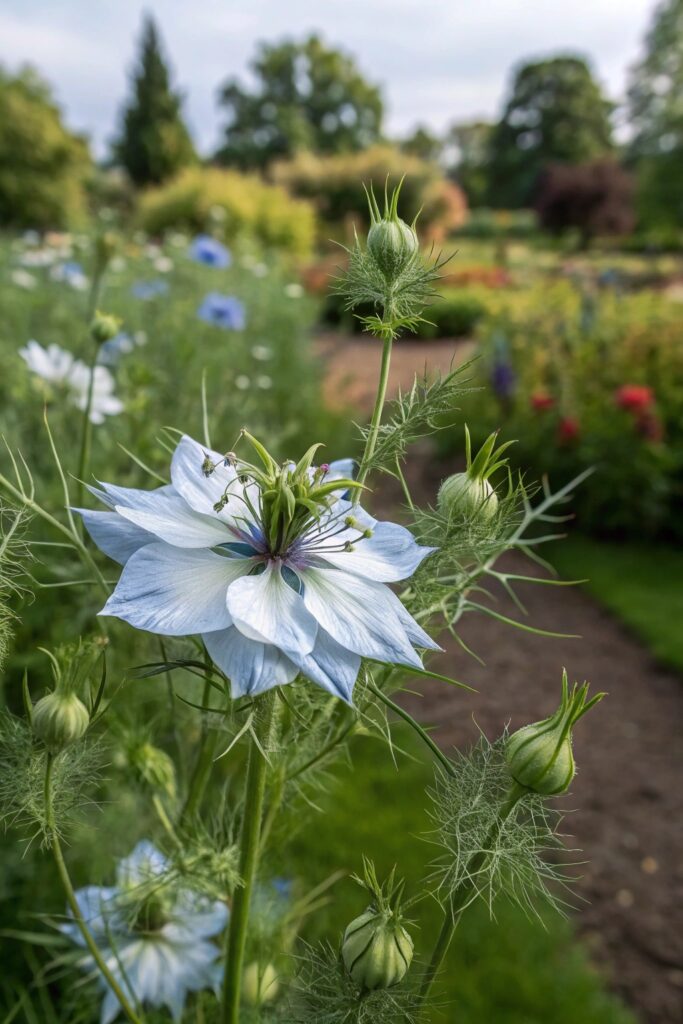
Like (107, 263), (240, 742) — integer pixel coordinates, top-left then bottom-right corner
(215, 35), (383, 169)
(627, 0), (683, 227)
(487, 56), (614, 208)
(0, 66), (92, 228)
(113, 15), (195, 186)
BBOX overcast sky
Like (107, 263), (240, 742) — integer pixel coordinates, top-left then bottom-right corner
(0, 0), (657, 156)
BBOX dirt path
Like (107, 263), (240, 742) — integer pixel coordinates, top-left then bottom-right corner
(318, 333), (683, 1024)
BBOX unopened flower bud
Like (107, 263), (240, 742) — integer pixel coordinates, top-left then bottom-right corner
(437, 472), (498, 521)
(90, 311), (121, 345)
(342, 907), (414, 991)
(242, 962), (279, 1006)
(131, 742), (176, 800)
(365, 180), (419, 282)
(506, 671), (605, 795)
(94, 231), (118, 272)
(33, 691), (90, 752)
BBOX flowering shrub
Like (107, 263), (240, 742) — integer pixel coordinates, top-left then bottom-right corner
(137, 167), (316, 258)
(442, 282), (683, 539)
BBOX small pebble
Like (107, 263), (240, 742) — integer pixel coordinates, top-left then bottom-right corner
(641, 856), (659, 874)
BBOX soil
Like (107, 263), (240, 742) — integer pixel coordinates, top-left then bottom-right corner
(318, 333), (683, 1024)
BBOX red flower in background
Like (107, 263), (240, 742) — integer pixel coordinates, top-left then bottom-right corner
(558, 416), (580, 444)
(531, 392), (555, 412)
(615, 384), (654, 414)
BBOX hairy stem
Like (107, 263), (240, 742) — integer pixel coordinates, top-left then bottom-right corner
(418, 783), (525, 1013)
(44, 754), (144, 1024)
(221, 691), (276, 1023)
(179, 677), (219, 823)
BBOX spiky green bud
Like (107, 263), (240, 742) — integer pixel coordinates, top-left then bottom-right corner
(33, 691), (90, 752)
(242, 962), (280, 1006)
(366, 180), (419, 282)
(506, 671), (605, 795)
(90, 310), (121, 345)
(342, 908), (414, 990)
(437, 426), (514, 522)
(130, 742), (177, 800)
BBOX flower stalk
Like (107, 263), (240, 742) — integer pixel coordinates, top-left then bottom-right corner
(44, 753), (144, 1024)
(221, 690), (277, 1023)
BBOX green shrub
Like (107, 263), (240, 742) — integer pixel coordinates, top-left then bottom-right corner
(137, 167), (317, 257)
(272, 145), (467, 241)
(0, 66), (92, 229)
(438, 282), (683, 540)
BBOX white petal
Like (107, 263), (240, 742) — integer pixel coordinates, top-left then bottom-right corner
(76, 508), (153, 564)
(89, 482), (175, 511)
(100, 543), (253, 636)
(116, 841), (168, 887)
(226, 562), (318, 657)
(392, 592), (442, 651)
(300, 566), (422, 668)
(171, 435), (237, 516)
(203, 626), (298, 696)
(292, 628), (361, 703)
(116, 491), (232, 548)
(315, 520), (435, 582)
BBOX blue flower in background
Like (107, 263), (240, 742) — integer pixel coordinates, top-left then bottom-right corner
(132, 279), (169, 301)
(77, 434), (437, 703)
(197, 293), (246, 330)
(61, 840), (227, 1024)
(491, 360), (516, 401)
(98, 332), (136, 366)
(50, 261), (88, 290)
(189, 235), (232, 268)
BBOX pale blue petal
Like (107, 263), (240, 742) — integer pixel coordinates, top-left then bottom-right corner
(171, 435), (237, 517)
(116, 491), (231, 548)
(327, 458), (356, 479)
(203, 626), (298, 696)
(100, 543), (253, 636)
(226, 563), (318, 658)
(300, 566), (422, 668)
(291, 628), (361, 703)
(315, 519), (436, 582)
(168, 895), (228, 939)
(116, 841), (168, 887)
(392, 593), (442, 651)
(61, 886), (120, 945)
(88, 481), (175, 511)
(75, 508), (153, 564)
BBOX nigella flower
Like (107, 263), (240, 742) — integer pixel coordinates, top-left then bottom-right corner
(189, 235), (232, 268)
(98, 332), (147, 367)
(61, 841), (227, 1024)
(197, 293), (246, 331)
(77, 434), (438, 702)
(131, 279), (169, 301)
(50, 261), (88, 290)
(19, 340), (123, 424)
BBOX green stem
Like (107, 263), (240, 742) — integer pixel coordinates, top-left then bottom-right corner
(417, 783), (525, 1014)
(355, 333), (393, 499)
(368, 682), (456, 779)
(221, 691), (276, 1023)
(44, 754), (143, 1024)
(76, 267), (106, 512)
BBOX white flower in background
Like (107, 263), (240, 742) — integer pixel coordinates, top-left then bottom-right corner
(154, 256), (174, 273)
(19, 341), (123, 424)
(256, 375), (273, 390)
(78, 434), (438, 702)
(11, 269), (38, 290)
(18, 248), (57, 268)
(284, 283), (304, 298)
(251, 345), (272, 362)
(61, 841), (227, 1024)
(235, 375), (251, 390)
(252, 262), (268, 278)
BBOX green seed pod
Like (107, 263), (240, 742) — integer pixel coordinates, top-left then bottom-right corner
(506, 671), (605, 795)
(367, 217), (419, 281)
(437, 472), (498, 521)
(90, 311), (121, 345)
(242, 962), (280, 1006)
(342, 908), (414, 991)
(131, 742), (177, 800)
(33, 691), (90, 752)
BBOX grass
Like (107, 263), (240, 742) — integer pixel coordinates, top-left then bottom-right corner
(551, 535), (683, 674)
(285, 728), (635, 1024)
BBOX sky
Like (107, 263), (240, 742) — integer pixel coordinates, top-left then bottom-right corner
(0, 0), (658, 157)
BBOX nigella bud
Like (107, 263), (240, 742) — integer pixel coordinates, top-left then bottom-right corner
(342, 907), (414, 991)
(131, 742), (177, 800)
(33, 691), (90, 752)
(90, 311), (122, 345)
(437, 427), (513, 523)
(242, 962), (280, 1006)
(506, 671), (605, 795)
(366, 181), (418, 282)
